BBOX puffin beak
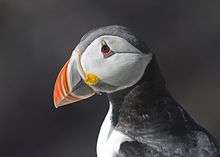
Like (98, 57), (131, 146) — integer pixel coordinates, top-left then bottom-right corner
(53, 53), (95, 108)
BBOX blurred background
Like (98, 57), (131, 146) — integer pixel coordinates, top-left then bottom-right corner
(0, 0), (220, 156)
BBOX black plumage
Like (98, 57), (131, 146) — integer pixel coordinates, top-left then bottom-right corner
(108, 56), (219, 157)
(69, 25), (220, 157)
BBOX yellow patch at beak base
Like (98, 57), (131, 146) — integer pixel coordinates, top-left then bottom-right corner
(84, 73), (100, 86)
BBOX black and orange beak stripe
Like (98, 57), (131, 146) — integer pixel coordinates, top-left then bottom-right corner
(53, 60), (81, 108)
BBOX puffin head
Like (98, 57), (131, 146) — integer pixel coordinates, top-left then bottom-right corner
(53, 25), (153, 107)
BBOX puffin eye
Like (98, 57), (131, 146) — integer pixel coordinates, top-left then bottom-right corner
(101, 43), (113, 58)
(101, 44), (110, 53)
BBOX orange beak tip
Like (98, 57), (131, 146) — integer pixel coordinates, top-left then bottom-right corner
(53, 94), (73, 108)
(53, 101), (60, 108)
(53, 59), (96, 108)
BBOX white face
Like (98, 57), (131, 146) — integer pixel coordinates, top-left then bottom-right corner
(79, 35), (152, 93)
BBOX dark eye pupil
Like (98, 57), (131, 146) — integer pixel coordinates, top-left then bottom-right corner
(101, 45), (110, 53)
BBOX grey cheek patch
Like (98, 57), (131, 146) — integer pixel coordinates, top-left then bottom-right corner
(113, 51), (141, 54)
(92, 81), (119, 93)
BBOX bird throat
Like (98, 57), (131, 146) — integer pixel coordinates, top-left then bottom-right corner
(107, 56), (171, 128)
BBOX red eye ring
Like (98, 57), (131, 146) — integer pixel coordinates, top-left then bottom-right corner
(101, 44), (113, 58)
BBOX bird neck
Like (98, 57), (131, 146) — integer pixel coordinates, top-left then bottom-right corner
(107, 56), (170, 126)
(107, 55), (195, 138)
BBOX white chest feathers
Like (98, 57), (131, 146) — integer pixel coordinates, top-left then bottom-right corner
(96, 104), (133, 157)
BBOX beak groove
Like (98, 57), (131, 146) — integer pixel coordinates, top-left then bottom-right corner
(53, 60), (83, 108)
(53, 53), (96, 108)
(53, 60), (75, 108)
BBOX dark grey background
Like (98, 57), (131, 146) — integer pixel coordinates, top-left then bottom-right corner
(0, 0), (220, 156)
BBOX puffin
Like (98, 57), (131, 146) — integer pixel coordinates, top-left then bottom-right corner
(53, 25), (219, 157)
